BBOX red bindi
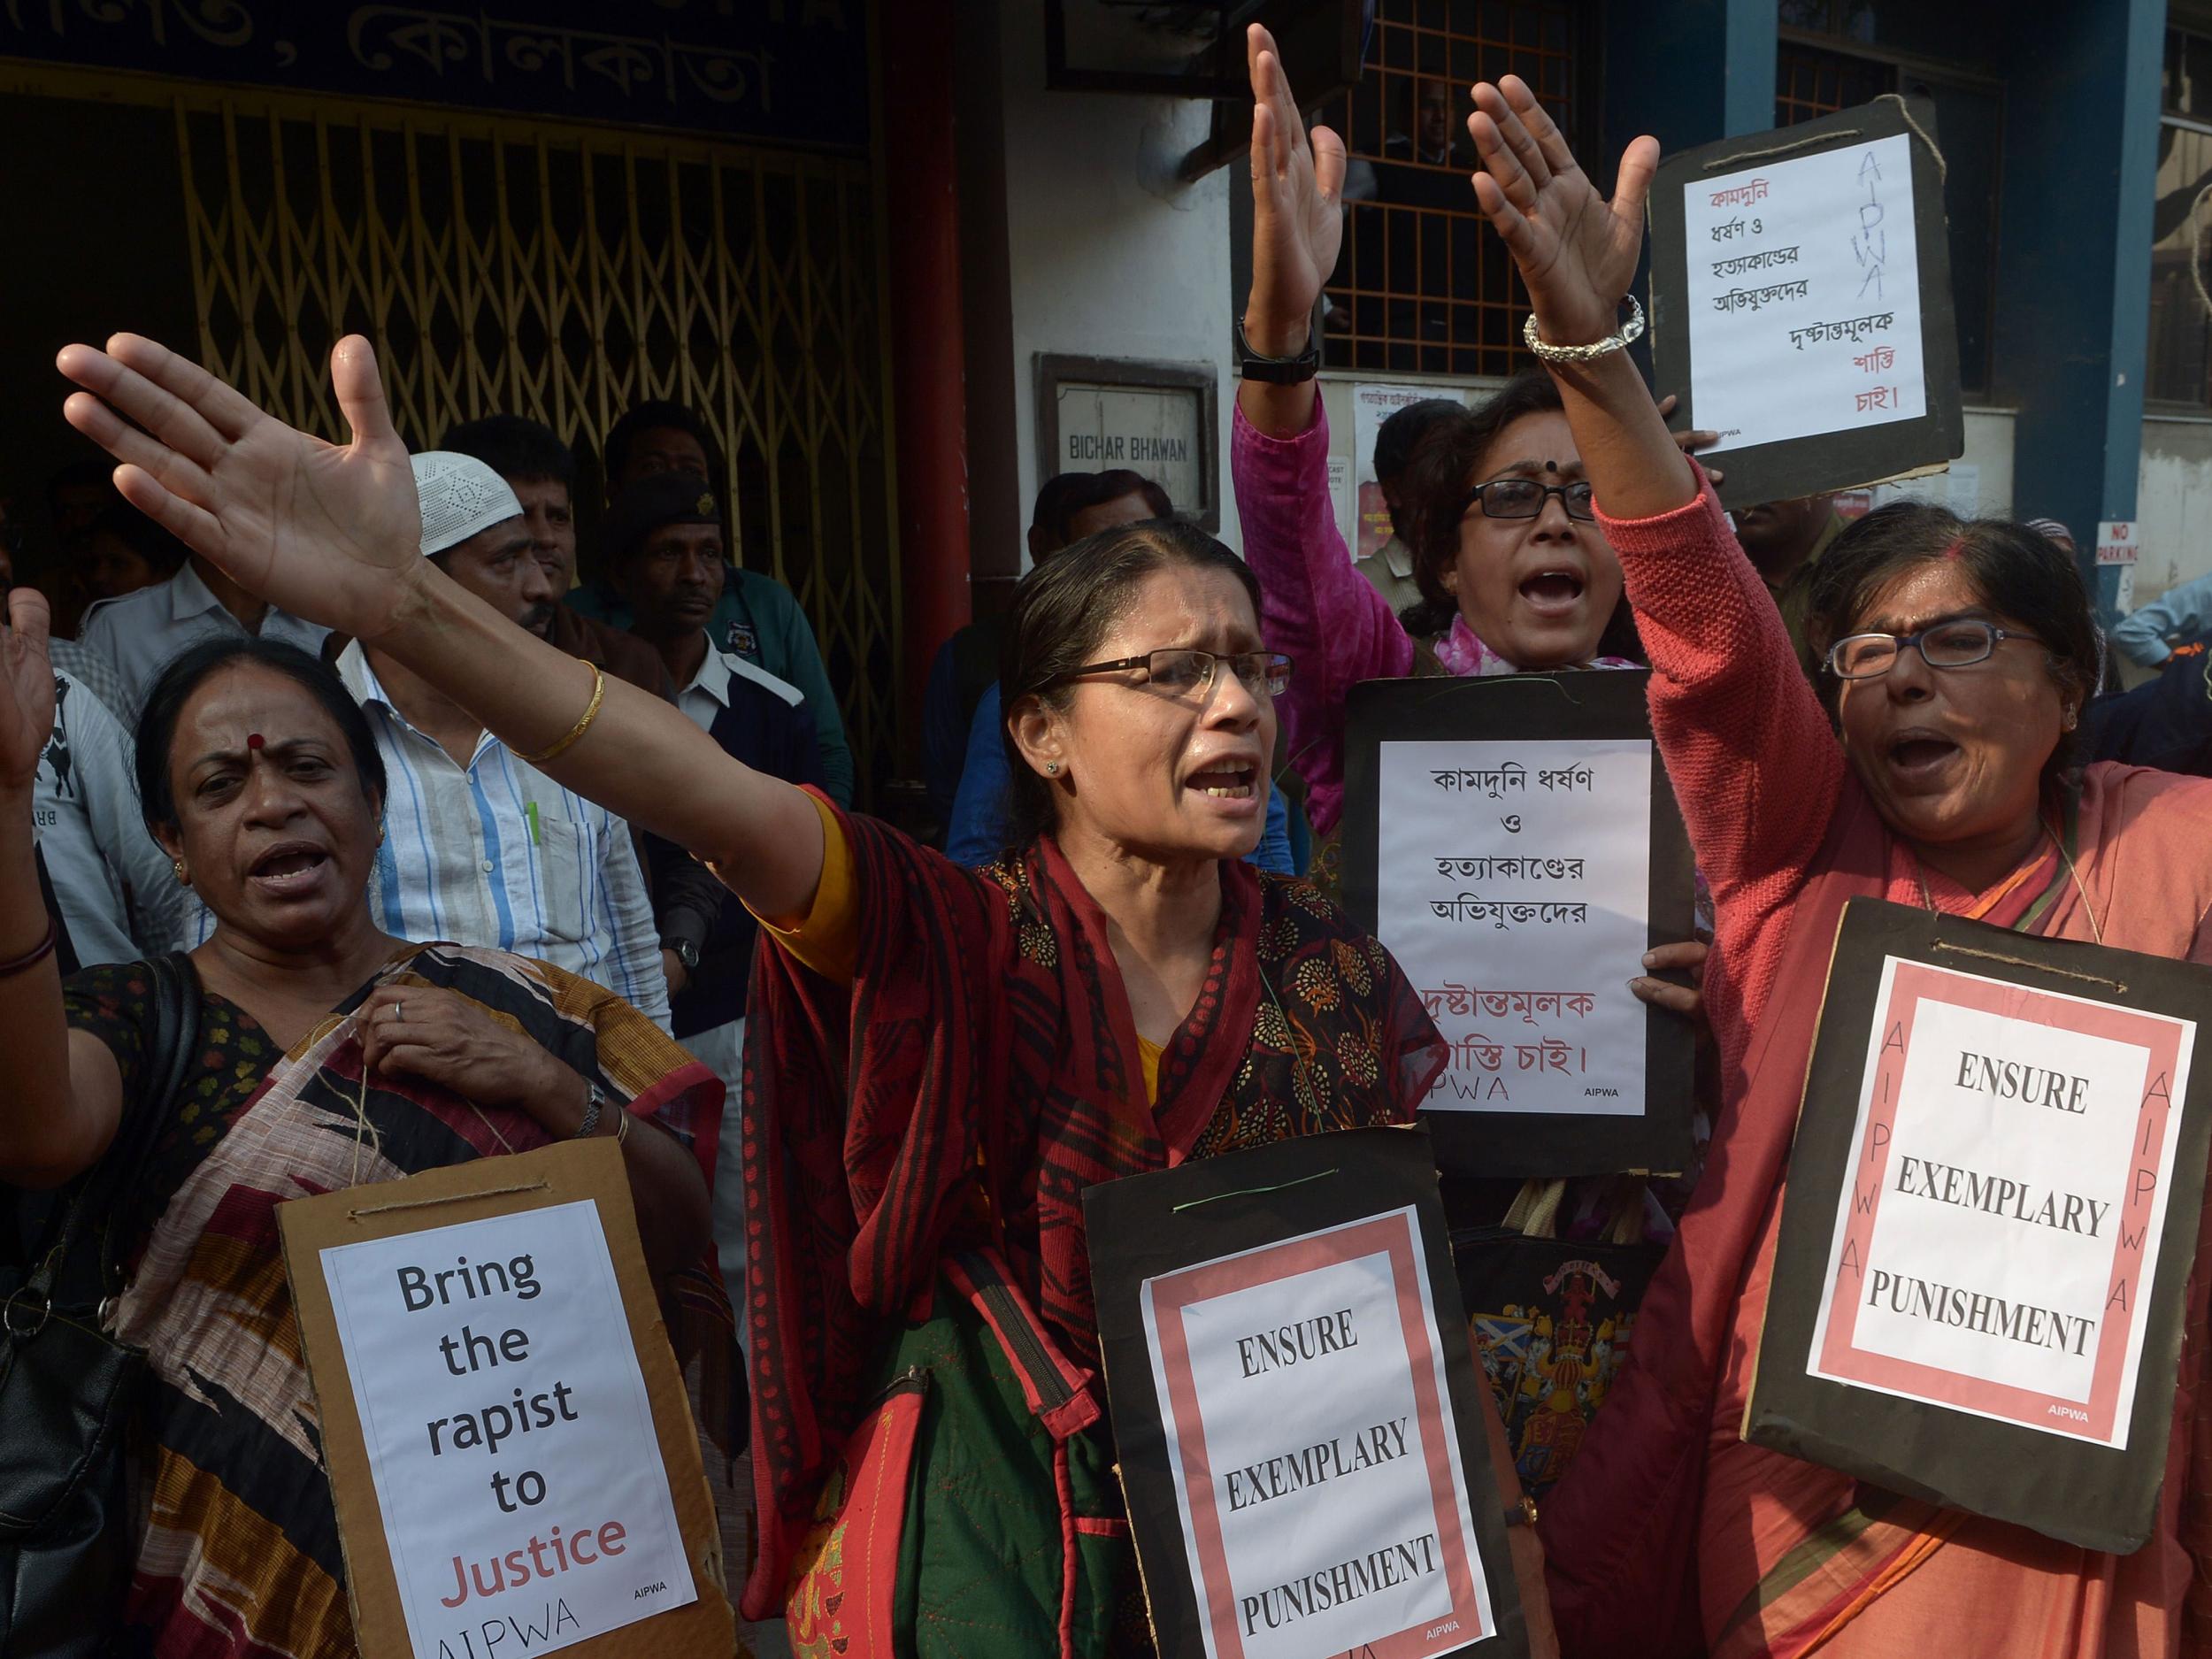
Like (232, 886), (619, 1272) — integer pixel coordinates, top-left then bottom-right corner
(246, 733), (265, 751)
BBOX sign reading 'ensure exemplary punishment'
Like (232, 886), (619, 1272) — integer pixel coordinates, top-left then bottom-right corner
(1340, 672), (1698, 1178)
(321, 1202), (695, 1655)
(1087, 1128), (1528, 1659)
(1747, 902), (2212, 1553)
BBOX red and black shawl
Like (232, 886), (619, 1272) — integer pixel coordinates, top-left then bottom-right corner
(738, 805), (1447, 1617)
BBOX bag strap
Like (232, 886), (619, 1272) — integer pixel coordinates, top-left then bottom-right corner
(35, 953), (203, 1310)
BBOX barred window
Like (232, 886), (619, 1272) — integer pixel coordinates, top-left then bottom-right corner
(2147, 27), (2212, 407)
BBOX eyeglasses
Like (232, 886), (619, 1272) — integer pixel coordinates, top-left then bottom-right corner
(1824, 618), (2047, 680)
(1463, 478), (1596, 522)
(1056, 648), (1294, 700)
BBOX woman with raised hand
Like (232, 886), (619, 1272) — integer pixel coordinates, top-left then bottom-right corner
(1454, 73), (2212, 1659)
(1232, 27), (1704, 1024)
(52, 309), (1475, 1647)
(0, 626), (721, 1658)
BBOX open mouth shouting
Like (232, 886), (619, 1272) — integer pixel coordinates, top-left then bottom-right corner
(247, 839), (334, 898)
(1517, 566), (1587, 618)
(1882, 726), (1964, 791)
(1186, 759), (1263, 815)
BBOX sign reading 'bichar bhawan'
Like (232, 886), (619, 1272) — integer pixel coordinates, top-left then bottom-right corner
(1747, 901), (2212, 1552)
(1087, 1127), (1531, 1659)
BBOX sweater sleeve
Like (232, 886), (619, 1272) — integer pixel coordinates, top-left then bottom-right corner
(1598, 464), (1845, 1025)
(1232, 402), (1415, 838)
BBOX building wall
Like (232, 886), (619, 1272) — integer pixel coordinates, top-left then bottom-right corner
(2137, 415), (2212, 604)
(972, 1), (1239, 582)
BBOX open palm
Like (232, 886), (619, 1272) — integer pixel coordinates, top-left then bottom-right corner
(56, 334), (423, 641)
(1467, 77), (1657, 347)
(1243, 22), (1345, 352)
(0, 591), (56, 795)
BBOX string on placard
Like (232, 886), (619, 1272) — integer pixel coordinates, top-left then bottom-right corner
(349, 1179), (551, 1221)
(1698, 94), (1947, 183)
(1171, 1168), (1337, 1214)
(1929, 939), (2125, 995)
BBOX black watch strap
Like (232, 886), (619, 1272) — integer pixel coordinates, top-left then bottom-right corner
(1236, 319), (1321, 384)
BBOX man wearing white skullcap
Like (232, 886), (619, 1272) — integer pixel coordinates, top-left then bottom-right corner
(326, 451), (672, 1027)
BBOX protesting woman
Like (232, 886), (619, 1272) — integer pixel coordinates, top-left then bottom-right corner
(0, 629), (722, 1657)
(1453, 74), (2212, 1656)
(50, 298), (1490, 1650)
(1231, 31), (1703, 1034)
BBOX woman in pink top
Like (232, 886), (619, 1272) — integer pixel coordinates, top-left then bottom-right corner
(1453, 73), (2212, 1659)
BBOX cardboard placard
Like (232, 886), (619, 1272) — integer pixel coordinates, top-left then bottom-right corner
(1086, 1126), (1528, 1659)
(1340, 671), (1698, 1178)
(1746, 900), (2212, 1552)
(279, 1138), (733, 1658)
(1650, 96), (1964, 511)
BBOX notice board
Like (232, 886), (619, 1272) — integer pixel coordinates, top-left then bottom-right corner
(1746, 900), (2212, 1552)
(279, 1137), (733, 1658)
(1340, 670), (1698, 1178)
(1649, 96), (1964, 510)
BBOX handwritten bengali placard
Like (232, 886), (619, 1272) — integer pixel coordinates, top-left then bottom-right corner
(1686, 134), (1925, 451)
(1376, 740), (1653, 1118)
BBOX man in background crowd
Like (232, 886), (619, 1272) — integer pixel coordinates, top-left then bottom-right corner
(1734, 490), (1843, 678)
(567, 396), (855, 803)
(332, 451), (670, 1026)
(2115, 562), (2212, 670)
(442, 415), (731, 1003)
(1355, 398), (1462, 618)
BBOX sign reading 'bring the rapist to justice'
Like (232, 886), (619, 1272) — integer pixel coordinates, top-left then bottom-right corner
(1747, 901), (2212, 1553)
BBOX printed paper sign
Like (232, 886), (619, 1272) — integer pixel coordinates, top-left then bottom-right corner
(1807, 957), (2194, 1447)
(1375, 738), (1654, 1117)
(1141, 1207), (1494, 1659)
(2096, 521), (2140, 565)
(319, 1200), (696, 1657)
(1686, 134), (1924, 451)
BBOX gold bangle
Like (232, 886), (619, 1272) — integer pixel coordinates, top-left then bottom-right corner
(515, 663), (605, 764)
(613, 1108), (631, 1147)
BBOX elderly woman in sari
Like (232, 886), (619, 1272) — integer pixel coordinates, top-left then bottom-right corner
(48, 259), (1494, 1648)
(1441, 73), (2212, 1659)
(0, 630), (723, 1658)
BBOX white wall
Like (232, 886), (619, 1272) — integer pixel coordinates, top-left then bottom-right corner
(989, 1), (1239, 558)
(2137, 414), (2212, 606)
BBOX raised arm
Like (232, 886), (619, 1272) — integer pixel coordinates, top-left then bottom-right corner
(1462, 77), (1843, 905)
(58, 335), (826, 919)
(1234, 25), (1415, 835)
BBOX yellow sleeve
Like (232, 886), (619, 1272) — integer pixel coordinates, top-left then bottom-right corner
(749, 791), (860, 987)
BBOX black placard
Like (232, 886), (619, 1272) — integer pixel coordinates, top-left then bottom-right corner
(1747, 900), (2212, 1553)
(1649, 96), (1964, 511)
(1339, 671), (1697, 1179)
(1086, 1127), (1526, 1658)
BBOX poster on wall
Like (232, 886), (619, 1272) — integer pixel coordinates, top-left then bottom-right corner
(1649, 96), (1964, 510)
(1085, 1126), (1529, 1659)
(1746, 900), (2212, 1553)
(1338, 672), (1698, 1177)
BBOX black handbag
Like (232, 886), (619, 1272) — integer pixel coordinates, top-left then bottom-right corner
(0, 952), (202, 1659)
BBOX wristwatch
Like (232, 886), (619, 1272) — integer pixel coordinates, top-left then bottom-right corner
(1236, 318), (1322, 384)
(663, 936), (701, 972)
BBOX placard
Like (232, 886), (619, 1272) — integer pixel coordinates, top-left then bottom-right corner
(1340, 672), (1698, 1178)
(1746, 900), (2212, 1552)
(1086, 1127), (1529, 1659)
(1650, 97), (1963, 511)
(279, 1139), (733, 1659)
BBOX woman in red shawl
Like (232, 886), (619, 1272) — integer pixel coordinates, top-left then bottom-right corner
(51, 289), (1453, 1654)
(1446, 74), (2212, 1659)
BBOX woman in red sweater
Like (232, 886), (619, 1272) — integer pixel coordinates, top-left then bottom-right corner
(1457, 75), (2212, 1659)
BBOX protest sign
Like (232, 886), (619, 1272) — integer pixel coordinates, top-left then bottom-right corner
(1747, 901), (2212, 1551)
(1086, 1126), (1528, 1659)
(280, 1138), (732, 1659)
(1340, 671), (1698, 1177)
(1649, 96), (1963, 511)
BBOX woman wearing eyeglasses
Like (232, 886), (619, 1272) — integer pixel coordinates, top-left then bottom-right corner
(50, 345), (1471, 1645)
(1449, 72), (2212, 1659)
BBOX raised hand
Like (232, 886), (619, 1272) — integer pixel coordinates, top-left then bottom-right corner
(56, 334), (424, 642)
(0, 590), (56, 795)
(1243, 22), (1345, 357)
(1467, 76), (1657, 348)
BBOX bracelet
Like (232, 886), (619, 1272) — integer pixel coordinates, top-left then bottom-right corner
(515, 664), (605, 765)
(0, 914), (58, 979)
(1523, 295), (1647, 364)
(573, 1080), (604, 1140)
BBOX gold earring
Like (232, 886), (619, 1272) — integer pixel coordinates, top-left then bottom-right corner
(377, 824), (386, 846)
(173, 859), (189, 886)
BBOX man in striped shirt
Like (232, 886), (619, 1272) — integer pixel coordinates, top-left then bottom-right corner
(331, 452), (671, 1027)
